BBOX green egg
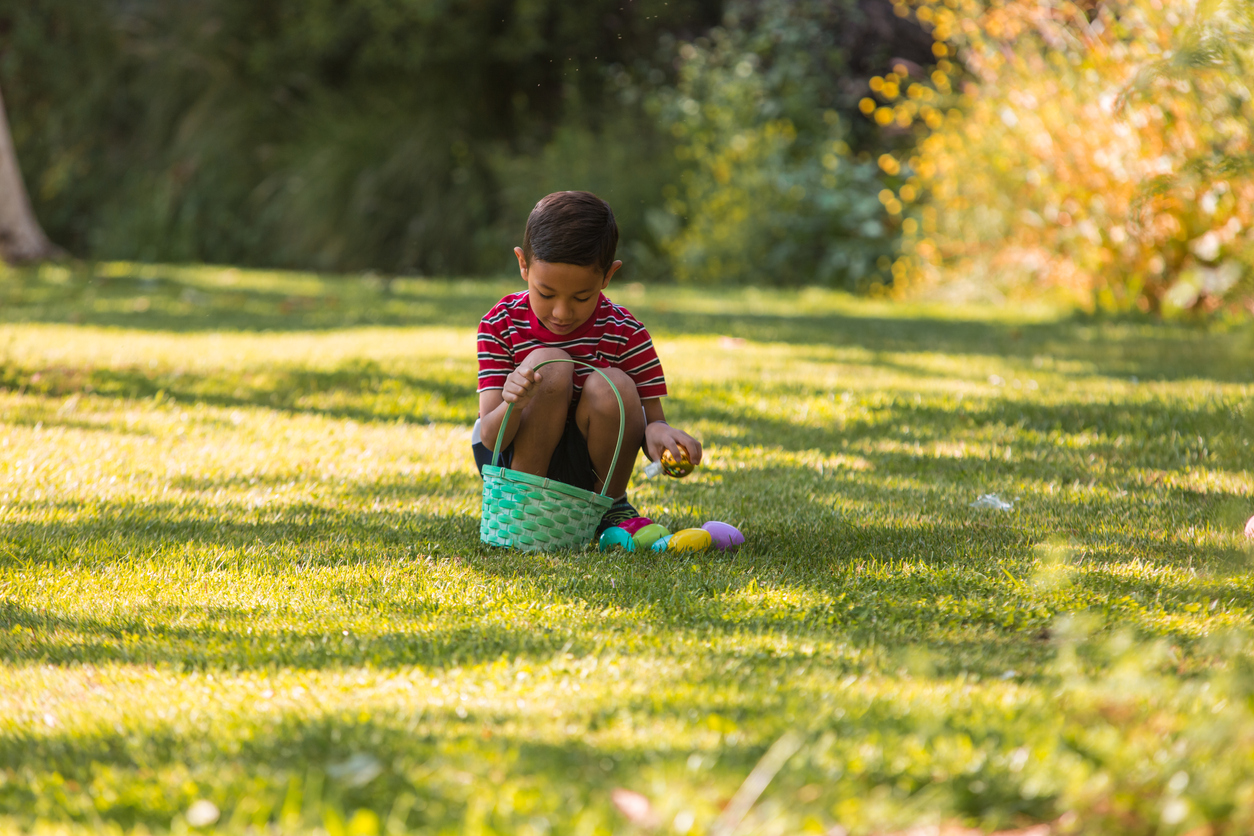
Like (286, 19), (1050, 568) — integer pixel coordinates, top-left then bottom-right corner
(632, 523), (671, 550)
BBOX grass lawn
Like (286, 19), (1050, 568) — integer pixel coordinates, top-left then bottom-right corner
(2, 262), (1253, 835)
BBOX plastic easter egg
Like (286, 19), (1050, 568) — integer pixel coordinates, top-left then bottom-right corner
(619, 517), (654, 536)
(1246, 514), (1254, 540)
(651, 535), (672, 553)
(660, 446), (695, 478)
(632, 523), (670, 550)
(598, 526), (635, 552)
(701, 521), (745, 551)
(667, 528), (713, 553)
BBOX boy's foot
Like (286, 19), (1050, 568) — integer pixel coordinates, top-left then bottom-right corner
(596, 496), (639, 536)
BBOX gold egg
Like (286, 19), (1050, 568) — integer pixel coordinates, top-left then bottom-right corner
(661, 446), (694, 478)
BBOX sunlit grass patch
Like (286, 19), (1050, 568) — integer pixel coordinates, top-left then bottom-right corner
(1, 263), (1253, 834)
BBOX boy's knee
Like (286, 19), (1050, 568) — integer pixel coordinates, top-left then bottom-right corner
(523, 347), (572, 368)
(522, 348), (574, 399)
(582, 369), (642, 419)
(522, 347), (573, 379)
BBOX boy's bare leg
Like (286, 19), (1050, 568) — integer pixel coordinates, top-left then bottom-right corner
(576, 369), (644, 498)
(506, 348), (574, 477)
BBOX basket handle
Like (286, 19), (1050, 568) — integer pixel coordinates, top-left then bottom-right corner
(490, 358), (626, 498)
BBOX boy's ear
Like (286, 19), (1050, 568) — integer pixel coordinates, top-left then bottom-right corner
(514, 247), (529, 280)
(602, 260), (623, 287)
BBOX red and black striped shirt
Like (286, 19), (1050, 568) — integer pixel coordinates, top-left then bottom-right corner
(477, 291), (667, 403)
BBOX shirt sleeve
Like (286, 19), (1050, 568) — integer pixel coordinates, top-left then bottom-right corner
(618, 324), (668, 399)
(477, 308), (513, 392)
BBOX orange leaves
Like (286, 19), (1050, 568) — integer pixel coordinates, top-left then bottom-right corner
(886, 0), (1254, 314)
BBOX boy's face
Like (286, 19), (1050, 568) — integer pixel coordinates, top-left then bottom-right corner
(514, 247), (622, 336)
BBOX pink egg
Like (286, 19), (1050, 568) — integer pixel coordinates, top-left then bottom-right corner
(701, 521), (745, 551)
(1246, 514), (1254, 540)
(618, 517), (654, 535)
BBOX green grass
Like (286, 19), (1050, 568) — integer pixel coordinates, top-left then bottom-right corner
(1, 261), (1253, 835)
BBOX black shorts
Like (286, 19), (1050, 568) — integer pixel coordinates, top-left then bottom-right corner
(473, 415), (599, 492)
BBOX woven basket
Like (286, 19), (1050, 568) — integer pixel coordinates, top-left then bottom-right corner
(480, 359), (625, 551)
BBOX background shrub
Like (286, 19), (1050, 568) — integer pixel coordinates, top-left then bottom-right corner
(0, 0), (723, 275)
(1, 0), (927, 284)
(890, 0), (1254, 316)
(652, 1), (887, 288)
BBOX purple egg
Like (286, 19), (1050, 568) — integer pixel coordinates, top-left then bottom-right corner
(701, 521), (745, 551)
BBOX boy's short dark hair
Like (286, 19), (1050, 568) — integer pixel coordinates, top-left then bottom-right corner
(522, 191), (619, 275)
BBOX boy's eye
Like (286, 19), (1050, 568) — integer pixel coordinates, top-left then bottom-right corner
(538, 293), (554, 299)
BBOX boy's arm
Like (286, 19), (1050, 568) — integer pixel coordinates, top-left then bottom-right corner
(478, 390), (510, 455)
(478, 366), (547, 454)
(642, 398), (703, 465)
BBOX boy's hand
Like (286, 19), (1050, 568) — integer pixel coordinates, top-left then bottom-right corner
(502, 367), (543, 409)
(645, 421), (703, 468)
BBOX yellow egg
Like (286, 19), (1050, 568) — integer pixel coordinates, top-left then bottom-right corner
(667, 528), (712, 553)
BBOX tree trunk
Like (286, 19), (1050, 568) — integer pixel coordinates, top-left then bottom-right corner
(0, 81), (59, 264)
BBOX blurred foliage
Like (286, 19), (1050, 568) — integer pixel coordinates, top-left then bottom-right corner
(1, 0), (934, 285)
(0, 0), (722, 275)
(650, 0), (896, 288)
(883, 0), (1254, 317)
(488, 99), (684, 282)
(10, 0), (1254, 312)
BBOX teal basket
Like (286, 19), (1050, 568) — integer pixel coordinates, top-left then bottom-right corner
(480, 359), (625, 551)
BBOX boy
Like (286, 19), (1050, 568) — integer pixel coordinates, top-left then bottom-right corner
(472, 190), (702, 532)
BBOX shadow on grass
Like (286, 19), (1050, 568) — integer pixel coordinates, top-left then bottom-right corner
(169, 471), (483, 502)
(0, 412), (158, 436)
(1, 362), (478, 426)
(686, 464), (1252, 565)
(0, 716), (628, 833)
(0, 680), (1058, 834)
(660, 310), (1252, 380)
(0, 501), (477, 563)
(3, 476), (1249, 676)
(688, 391), (1250, 477)
(0, 598), (587, 671)
(0, 269), (509, 334)
(3, 267), (1251, 383)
